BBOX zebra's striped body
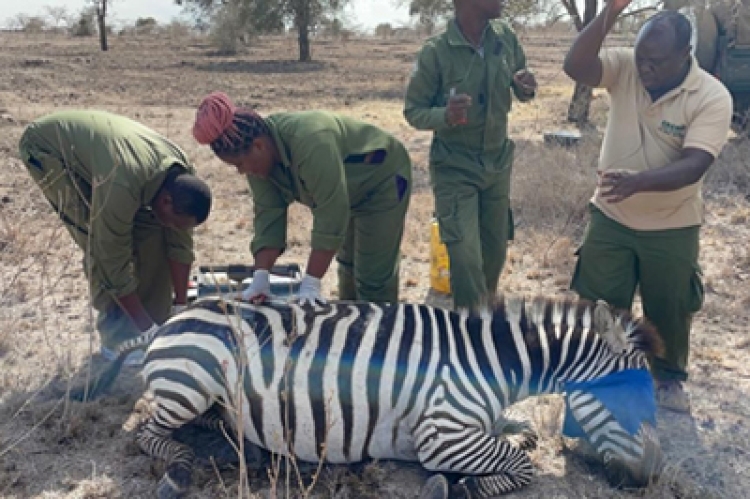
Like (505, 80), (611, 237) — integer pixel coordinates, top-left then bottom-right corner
(121, 296), (663, 498)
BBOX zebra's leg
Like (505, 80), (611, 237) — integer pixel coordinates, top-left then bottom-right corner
(566, 390), (664, 488)
(418, 474), (450, 499)
(415, 422), (534, 498)
(187, 406), (268, 469)
(124, 391), (204, 499)
(190, 407), (226, 432)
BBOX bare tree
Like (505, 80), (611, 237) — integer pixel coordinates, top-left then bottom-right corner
(177, 0), (348, 62)
(405, 0), (451, 36)
(90, 0), (110, 51)
(559, 0), (599, 125)
(44, 5), (70, 29)
(561, 0), (659, 125)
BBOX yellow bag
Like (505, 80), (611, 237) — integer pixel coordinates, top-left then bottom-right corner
(430, 219), (451, 294)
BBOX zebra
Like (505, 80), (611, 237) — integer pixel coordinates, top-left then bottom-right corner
(76, 295), (664, 499)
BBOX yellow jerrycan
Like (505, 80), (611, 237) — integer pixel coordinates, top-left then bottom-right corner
(430, 218), (451, 294)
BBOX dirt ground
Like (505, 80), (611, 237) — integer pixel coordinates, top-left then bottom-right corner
(0, 28), (749, 499)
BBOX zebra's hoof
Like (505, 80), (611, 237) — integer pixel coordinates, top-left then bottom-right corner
(156, 474), (186, 499)
(419, 474), (449, 499)
(605, 423), (664, 489)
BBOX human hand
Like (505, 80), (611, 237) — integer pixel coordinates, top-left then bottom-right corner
(598, 170), (642, 203)
(240, 269), (271, 303)
(605, 0), (633, 13)
(513, 69), (537, 95)
(446, 88), (471, 126)
(296, 274), (326, 307)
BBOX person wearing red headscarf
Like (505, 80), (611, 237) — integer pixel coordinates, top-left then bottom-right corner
(193, 92), (412, 305)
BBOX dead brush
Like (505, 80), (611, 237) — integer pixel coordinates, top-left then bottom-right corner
(705, 135), (750, 196)
(512, 138), (599, 237)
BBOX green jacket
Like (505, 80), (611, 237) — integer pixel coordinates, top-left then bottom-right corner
(248, 111), (411, 254)
(23, 110), (195, 297)
(404, 19), (532, 171)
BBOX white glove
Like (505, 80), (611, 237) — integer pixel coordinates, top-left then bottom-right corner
(296, 274), (326, 306)
(241, 269), (271, 303)
(142, 322), (161, 338)
(171, 303), (188, 316)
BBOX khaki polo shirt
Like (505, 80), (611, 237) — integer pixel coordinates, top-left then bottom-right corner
(593, 48), (732, 230)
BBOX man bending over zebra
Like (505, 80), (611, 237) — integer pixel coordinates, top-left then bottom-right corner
(78, 296), (664, 498)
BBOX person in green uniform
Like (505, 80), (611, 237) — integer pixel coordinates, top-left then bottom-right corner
(404, 0), (537, 312)
(191, 92), (411, 305)
(19, 110), (212, 363)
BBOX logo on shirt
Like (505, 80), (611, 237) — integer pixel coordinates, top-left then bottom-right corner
(660, 120), (686, 138)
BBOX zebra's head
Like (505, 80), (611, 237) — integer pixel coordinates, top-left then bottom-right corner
(588, 299), (664, 374)
(489, 295), (664, 388)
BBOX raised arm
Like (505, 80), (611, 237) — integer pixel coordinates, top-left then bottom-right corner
(563, 0), (633, 86)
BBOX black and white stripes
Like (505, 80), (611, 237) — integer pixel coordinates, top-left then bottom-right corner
(123, 296), (663, 498)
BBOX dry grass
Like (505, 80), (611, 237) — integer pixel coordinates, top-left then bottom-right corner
(0, 27), (749, 499)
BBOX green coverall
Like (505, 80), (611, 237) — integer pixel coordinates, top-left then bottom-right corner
(404, 19), (534, 310)
(248, 111), (412, 303)
(18, 110), (195, 349)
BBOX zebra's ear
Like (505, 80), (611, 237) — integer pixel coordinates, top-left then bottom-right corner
(594, 300), (628, 354)
(593, 300), (614, 331)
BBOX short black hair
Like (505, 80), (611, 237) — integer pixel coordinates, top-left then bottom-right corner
(162, 166), (212, 224)
(644, 10), (692, 52)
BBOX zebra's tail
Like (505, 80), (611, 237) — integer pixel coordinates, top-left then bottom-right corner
(69, 329), (156, 401)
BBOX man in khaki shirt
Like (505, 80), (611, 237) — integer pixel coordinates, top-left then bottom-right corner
(564, 0), (732, 413)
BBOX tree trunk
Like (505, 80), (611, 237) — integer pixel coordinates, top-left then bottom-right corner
(298, 25), (311, 61)
(560, 0), (599, 125)
(97, 1), (108, 52)
(295, 3), (311, 62)
(567, 82), (593, 124)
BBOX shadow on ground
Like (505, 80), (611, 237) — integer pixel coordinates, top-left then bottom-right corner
(196, 60), (328, 75)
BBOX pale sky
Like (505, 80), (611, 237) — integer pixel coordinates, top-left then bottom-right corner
(1, 0), (412, 31)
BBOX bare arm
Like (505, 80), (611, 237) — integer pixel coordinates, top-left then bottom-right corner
(599, 148), (715, 203)
(305, 249), (337, 279)
(563, 0), (632, 86)
(169, 259), (191, 305)
(116, 292), (155, 331)
(253, 247), (283, 270)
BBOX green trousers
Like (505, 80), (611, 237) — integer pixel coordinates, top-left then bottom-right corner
(20, 135), (173, 350)
(432, 164), (513, 311)
(336, 171), (411, 303)
(571, 205), (704, 382)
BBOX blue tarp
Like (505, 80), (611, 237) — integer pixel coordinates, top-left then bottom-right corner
(562, 368), (657, 439)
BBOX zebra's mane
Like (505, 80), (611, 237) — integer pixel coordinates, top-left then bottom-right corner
(185, 296), (664, 358)
(481, 295), (664, 357)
